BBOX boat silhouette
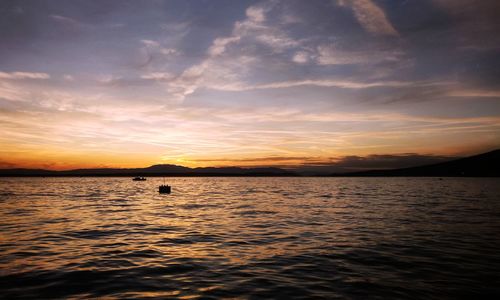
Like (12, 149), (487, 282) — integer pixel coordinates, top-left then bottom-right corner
(159, 184), (171, 194)
(133, 177), (146, 181)
(159, 177), (171, 194)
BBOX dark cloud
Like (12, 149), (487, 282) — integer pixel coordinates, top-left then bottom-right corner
(192, 156), (314, 163)
(295, 153), (458, 174)
(0, 160), (18, 169)
(432, 0), (500, 49)
(191, 153), (459, 174)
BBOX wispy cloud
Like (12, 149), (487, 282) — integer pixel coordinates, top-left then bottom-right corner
(338, 0), (399, 36)
(141, 72), (174, 81)
(447, 89), (500, 98)
(209, 78), (445, 92)
(209, 1), (298, 56)
(0, 71), (50, 80)
(208, 36), (241, 56)
(50, 14), (83, 26)
(292, 51), (310, 64)
(316, 44), (403, 65)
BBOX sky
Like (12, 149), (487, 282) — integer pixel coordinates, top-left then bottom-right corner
(1, 0), (499, 171)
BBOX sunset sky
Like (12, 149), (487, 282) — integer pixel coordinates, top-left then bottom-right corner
(1, 0), (499, 170)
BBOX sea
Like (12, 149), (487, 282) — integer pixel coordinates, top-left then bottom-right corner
(0, 177), (499, 299)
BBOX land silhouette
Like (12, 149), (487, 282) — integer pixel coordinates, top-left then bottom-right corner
(329, 149), (499, 177)
(0, 149), (498, 177)
(0, 165), (295, 177)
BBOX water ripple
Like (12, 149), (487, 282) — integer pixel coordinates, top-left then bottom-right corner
(0, 177), (499, 299)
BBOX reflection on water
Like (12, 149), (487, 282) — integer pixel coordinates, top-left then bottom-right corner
(0, 177), (499, 298)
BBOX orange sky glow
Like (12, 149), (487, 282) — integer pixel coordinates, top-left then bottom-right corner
(1, 0), (499, 170)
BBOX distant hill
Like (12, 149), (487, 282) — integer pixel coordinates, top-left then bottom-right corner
(0, 164), (296, 177)
(330, 149), (500, 177)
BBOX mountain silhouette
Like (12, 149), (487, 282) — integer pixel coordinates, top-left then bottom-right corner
(0, 164), (296, 177)
(330, 149), (500, 177)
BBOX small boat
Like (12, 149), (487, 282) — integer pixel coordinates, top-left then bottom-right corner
(133, 177), (147, 181)
(159, 184), (171, 194)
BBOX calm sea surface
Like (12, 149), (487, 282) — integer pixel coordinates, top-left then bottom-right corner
(0, 177), (499, 299)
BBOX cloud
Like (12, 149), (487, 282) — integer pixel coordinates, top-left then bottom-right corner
(0, 81), (28, 101)
(179, 152), (459, 172)
(208, 36), (241, 56)
(159, 0), (406, 101)
(431, 0), (500, 50)
(49, 14), (91, 31)
(160, 0), (410, 102)
(208, 78), (437, 92)
(295, 153), (458, 174)
(0, 160), (18, 169)
(338, 0), (399, 36)
(246, 6), (267, 23)
(188, 155), (318, 167)
(316, 44), (403, 65)
(136, 38), (182, 69)
(220, 2), (298, 54)
(1, 77), (498, 170)
(0, 71), (50, 80)
(292, 51), (310, 64)
(50, 14), (83, 26)
(141, 0), (404, 102)
(141, 72), (174, 81)
(159, 48), (179, 56)
(141, 39), (180, 57)
(333, 153), (455, 169)
(447, 89), (500, 98)
(432, 0), (500, 17)
(140, 39), (160, 48)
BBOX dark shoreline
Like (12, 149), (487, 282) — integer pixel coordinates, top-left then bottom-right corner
(0, 174), (300, 178)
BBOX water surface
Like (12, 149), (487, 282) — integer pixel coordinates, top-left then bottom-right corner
(1, 177), (499, 299)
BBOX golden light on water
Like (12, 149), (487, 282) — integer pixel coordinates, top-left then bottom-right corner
(2, 176), (499, 298)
